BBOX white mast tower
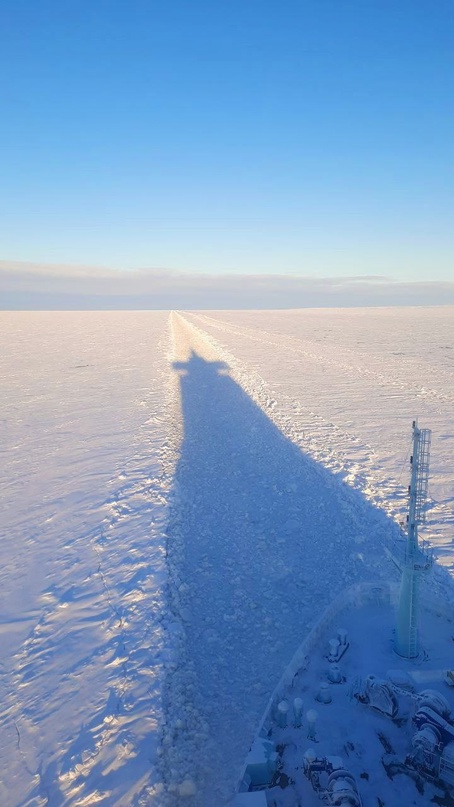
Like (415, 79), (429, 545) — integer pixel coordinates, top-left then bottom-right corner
(395, 421), (432, 658)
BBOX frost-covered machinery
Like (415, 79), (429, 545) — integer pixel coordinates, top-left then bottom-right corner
(303, 753), (363, 806)
(409, 692), (454, 786)
(352, 675), (454, 788)
(351, 674), (401, 719)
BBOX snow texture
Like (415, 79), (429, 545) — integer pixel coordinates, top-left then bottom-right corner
(0, 307), (453, 806)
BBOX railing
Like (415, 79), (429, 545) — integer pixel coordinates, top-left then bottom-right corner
(415, 428), (431, 524)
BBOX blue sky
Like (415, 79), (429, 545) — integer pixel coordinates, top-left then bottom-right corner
(1, 1), (453, 299)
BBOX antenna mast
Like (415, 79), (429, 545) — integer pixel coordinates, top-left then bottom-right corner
(395, 421), (432, 658)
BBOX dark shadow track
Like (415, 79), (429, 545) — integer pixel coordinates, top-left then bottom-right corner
(167, 349), (450, 802)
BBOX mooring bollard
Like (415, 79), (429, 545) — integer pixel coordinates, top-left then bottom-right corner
(306, 709), (318, 741)
(277, 700), (289, 728)
(293, 697), (303, 727)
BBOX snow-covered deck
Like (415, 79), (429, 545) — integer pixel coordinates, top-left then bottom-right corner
(239, 584), (454, 806)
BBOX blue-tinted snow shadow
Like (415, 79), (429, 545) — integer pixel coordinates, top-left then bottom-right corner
(166, 350), (454, 799)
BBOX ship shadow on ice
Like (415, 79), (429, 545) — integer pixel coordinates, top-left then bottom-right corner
(164, 350), (454, 800)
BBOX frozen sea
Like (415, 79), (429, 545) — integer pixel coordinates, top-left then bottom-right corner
(0, 308), (453, 806)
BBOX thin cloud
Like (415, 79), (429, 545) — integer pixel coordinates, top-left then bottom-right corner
(1, 260), (454, 309)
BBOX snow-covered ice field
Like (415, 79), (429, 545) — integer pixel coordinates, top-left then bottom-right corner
(0, 312), (172, 806)
(1, 307), (453, 806)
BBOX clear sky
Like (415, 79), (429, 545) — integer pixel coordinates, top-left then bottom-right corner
(1, 1), (453, 284)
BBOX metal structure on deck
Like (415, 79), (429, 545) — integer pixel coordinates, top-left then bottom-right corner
(235, 422), (454, 806)
(395, 421), (432, 658)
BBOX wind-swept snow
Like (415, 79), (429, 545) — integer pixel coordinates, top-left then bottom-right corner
(0, 312), (172, 805)
(0, 308), (453, 806)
